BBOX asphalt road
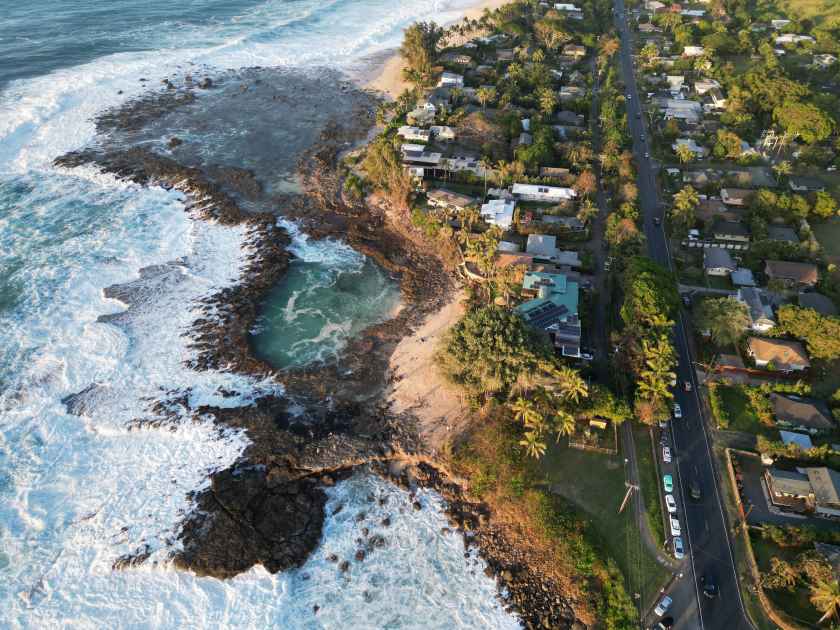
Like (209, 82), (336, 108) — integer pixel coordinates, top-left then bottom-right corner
(611, 3), (754, 629)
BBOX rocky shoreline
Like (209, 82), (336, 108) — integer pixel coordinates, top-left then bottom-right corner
(55, 70), (586, 629)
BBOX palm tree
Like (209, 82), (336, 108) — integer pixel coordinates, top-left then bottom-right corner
(537, 87), (557, 117)
(511, 397), (540, 427)
(810, 579), (840, 624)
(552, 410), (576, 442)
(556, 366), (588, 403)
(676, 143), (695, 164)
(772, 160), (792, 183)
(519, 430), (547, 459)
(476, 86), (496, 111)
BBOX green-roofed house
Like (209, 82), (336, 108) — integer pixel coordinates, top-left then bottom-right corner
(515, 270), (582, 357)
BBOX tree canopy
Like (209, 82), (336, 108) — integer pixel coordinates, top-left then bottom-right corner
(775, 305), (840, 360)
(693, 296), (750, 347)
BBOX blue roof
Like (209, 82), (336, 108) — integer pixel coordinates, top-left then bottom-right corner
(515, 271), (579, 325)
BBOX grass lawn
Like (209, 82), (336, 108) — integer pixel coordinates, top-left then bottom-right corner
(709, 384), (777, 437)
(781, 0), (840, 23)
(633, 425), (666, 548)
(750, 534), (822, 626)
(814, 218), (840, 257)
(541, 438), (668, 605)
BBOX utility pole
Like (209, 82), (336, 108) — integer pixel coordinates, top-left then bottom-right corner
(619, 481), (638, 513)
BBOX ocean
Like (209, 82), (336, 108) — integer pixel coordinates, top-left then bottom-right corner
(0, 0), (521, 628)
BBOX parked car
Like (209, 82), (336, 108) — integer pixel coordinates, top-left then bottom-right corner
(673, 537), (684, 560)
(662, 447), (672, 463)
(654, 595), (673, 617)
(702, 574), (718, 599)
(670, 516), (681, 537)
(663, 474), (673, 493)
(683, 381), (692, 392)
(673, 404), (682, 419)
(665, 494), (677, 514)
(657, 616), (675, 629)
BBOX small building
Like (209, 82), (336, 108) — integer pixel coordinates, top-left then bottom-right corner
(663, 98), (703, 123)
(770, 19), (791, 30)
(438, 72), (464, 88)
(480, 199), (516, 229)
(397, 126), (432, 142)
(516, 132), (533, 147)
(542, 215), (586, 232)
(798, 292), (838, 316)
(764, 260), (819, 288)
(425, 189), (476, 212)
(708, 87), (727, 109)
(764, 468), (812, 513)
(771, 394), (835, 434)
(807, 468), (840, 518)
(766, 225), (799, 244)
(559, 86), (585, 101)
(562, 44), (587, 58)
(430, 125), (456, 141)
(813, 54), (838, 69)
(737, 287), (776, 332)
(539, 166), (571, 180)
(682, 46), (706, 57)
(440, 52), (472, 66)
(704, 247), (736, 276)
(554, 3), (584, 18)
(638, 22), (663, 33)
(512, 183), (577, 203)
(555, 110), (585, 126)
(712, 219), (750, 244)
(780, 430), (814, 450)
(746, 337), (810, 371)
(526, 234), (582, 267)
(407, 102), (437, 126)
(673, 138), (707, 157)
(789, 177), (825, 193)
(775, 34), (815, 45)
(694, 78), (721, 95)
(496, 49), (515, 62)
(666, 75), (686, 94)
(645, 0), (667, 12)
(731, 267), (756, 287)
(720, 188), (752, 206)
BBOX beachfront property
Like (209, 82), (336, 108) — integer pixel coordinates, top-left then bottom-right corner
(438, 72), (464, 88)
(480, 198), (516, 229)
(406, 102), (437, 126)
(430, 125), (456, 141)
(746, 337), (810, 372)
(426, 189), (476, 213)
(515, 270), (582, 357)
(512, 183), (576, 203)
(397, 126), (432, 142)
(400, 143), (442, 175)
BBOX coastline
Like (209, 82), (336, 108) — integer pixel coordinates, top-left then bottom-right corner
(365, 0), (511, 99)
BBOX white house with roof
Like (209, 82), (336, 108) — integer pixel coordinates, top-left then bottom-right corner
(737, 287), (776, 332)
(683, 46), (706, 57)
(553, 3), (583, 17)
(814, 54), (838, 69)
(771, 19), (791, 30)
(430, 125), (456, 140)
(438, 72), (464, 88)
(512, 183), (577, 202)
(480, 199), (516, 229)
(663, 99), (702, 123)
(775, 34), (815, 45)
(407, 102), (437, 126)
(694, 78), (720, 94)
(673, 138), (707, 157)
(397, 126), (431, 142)
(666, 75), (686, 95)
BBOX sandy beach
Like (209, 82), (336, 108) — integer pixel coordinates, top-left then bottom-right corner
(385, 291), (469, 453)
(366, 0), (511, 99)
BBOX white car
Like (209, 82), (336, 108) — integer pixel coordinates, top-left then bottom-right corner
(673, 404), (682, 419)
(654, 595), (673, 617)
(673, 537), (685, 560)
(662, 446), (672, 463)
(670, 516), (681, 537)
(665, 494), (677, 514)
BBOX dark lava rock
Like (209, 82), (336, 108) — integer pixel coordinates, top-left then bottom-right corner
(354, 549), (366, 562)
(168, 137), (183, 148)
(381, 516), (391, 527)
(327, 554), (338, 563)
(198, 77), (213, 89)
(339, 560), (350, 573)
(412, 501), (422, 511)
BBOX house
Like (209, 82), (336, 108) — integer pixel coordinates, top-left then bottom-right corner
(737, 287), (776, 332)
(541, 215), (586, 232)
(775, 34), (815, 45)
(555, 110), (585, 126)
(430, 125), (456, 141)
(712, 219), (750, 244)
(525, 234), (581, 267)
(720, 188), (752, 206)
(516, 132), (533, 147)
(539, 166), (571, 180)
(512, 183), (576, 202)
(638, 22), (663, 33)
(438, 72), (464, 88)
(680, 9), (705, 17)
(770, 19), (791, 30)
(480, 199), (516, 229)
(764, 468), (813, 512)
(704, 247), (736, 276)
(425, 189), (476, 212)
(771, 394), (835, 434)
(682, 46), (705, 57)
(397, 126), (432, 142)
(684, 169), (720, 186)
(694, 78), (721, 95)
(766, 225), (799, 244)
(746, 337), (810, 371)
(798, 292), (838, 316)
(780, 430), (814, 450)
(645, 0), (667, 12)
(731, 267), (757, 287)
(807, 468), (840, 518)
(663, 98), (703, 123)
(724, 167), (777, 189)
(559, 86), (585, 101)
(673, 138), (707, 157)
(441, 52), (472, 65)
(516, 271), (582, 356)
(554, 2), (584, 18)
(764, 260), (819, 288)
(666, 75), (686, 94)
(563, 44), (587, 58)
(708, 87), (727, 109)
(814, 54), (838, 69)
(407, 102), (437, 126)
(697, 198), (740, 223)
(789, 176), (825, 193)
(401, 144), (443, 176)
(496, 49), (515, 62)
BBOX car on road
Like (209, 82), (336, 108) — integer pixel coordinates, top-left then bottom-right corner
(663, 474), (673, 493)
(689, 477), (702, 501)
(681, 294), (692, 307)
(662, 446), (672, 463)
(579, 351), (594, 361)
(665, 493), (677, 513)
(640, 134), (645, 141)
(669, 516), (681, 536)
(636, 111), (641, 118)
(683, 380), (692, 392)
(626, 93), (632, 100)
(672, 537), (684, 560)
(644, 152), (649, 158)
(653, 217), (661, 225)
(702, 574), (718, 599)
(673, 404), (682, 419)
(654, 595), (673, 617)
